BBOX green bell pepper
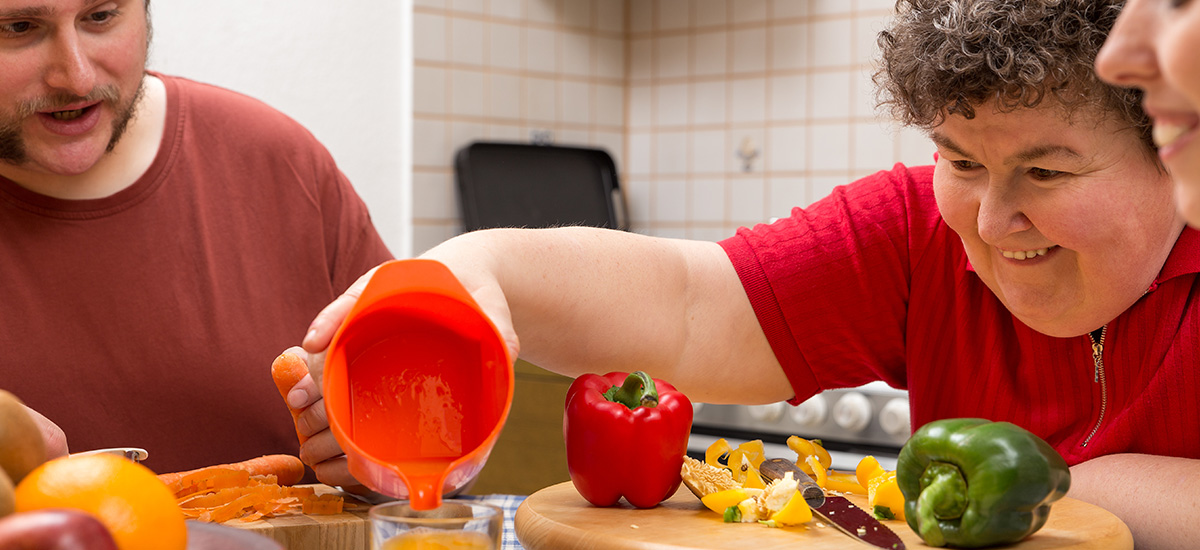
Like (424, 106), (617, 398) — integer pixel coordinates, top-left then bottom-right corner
(896, 418), (1071, 548)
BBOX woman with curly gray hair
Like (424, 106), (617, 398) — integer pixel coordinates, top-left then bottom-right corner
(288, 2), (1196, 547)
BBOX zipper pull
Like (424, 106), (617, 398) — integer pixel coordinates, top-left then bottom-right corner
(1088, 327), (1106, 383)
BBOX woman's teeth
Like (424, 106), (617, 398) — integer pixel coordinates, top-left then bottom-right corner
(1153, 122), (1189, 148)
(1001, 246), (1054, 261)
(51, 109), (84, 121)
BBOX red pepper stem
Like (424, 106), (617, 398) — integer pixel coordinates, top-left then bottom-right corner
(603, 371), (659, 409)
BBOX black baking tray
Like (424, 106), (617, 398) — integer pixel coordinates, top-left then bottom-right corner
(454, 142), (628, 232)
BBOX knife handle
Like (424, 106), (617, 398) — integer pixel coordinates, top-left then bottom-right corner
(760, 458), (826, 508)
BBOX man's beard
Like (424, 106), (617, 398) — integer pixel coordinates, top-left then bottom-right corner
(0, 80), (146, 166)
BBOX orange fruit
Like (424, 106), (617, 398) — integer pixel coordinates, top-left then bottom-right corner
(13, 454), (186, 550)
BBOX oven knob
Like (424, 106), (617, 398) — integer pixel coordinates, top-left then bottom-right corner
(789, 394), (828, 428)
(692, 402), (705, 415)
(832, 392), (872, 433)
(747, 402), (785, 423)
(879, 398), (911, 437)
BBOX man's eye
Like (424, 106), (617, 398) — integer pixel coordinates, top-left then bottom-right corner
(88, 10), (118, 23)
(1029, 167), (1064, 180)
(949, 160), (980, 171)
(1, 21), (33, 34)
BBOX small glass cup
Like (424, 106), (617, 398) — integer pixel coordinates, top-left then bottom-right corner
(370, 500), (502, 550)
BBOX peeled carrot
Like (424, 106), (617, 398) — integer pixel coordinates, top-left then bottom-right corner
(157, 454), (306, 489)
(270, 352), (310, 444)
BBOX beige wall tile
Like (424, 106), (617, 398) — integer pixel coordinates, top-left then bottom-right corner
(767, 125), (806, 172)
(690, 130), (728, 174)
(414, 66), (447, 115)
(690, 177), (727, 222)
(655, 83), (690, 127)
(732, 28), (767, 74)
(526, 28), (559, 73)
(770, 23), (806, 70)
(450, 18), (485, 65)
(450, 70), (486, 117)
(594, 36), (625, 79)
(562, 0), (593, 29)
(595, 0), (625, 33)
(561, 80), (592, 125)
(810, 18), (853, 68)
(527, 0), (559, 24)
(413, 118), (450, 167)
(730, 78), (767, 123)
(489, 23), (523, 69)
(731, 0), (768, 24)
(655, 35), (691, 79)
(658, 0), (691, 31)
(414, 13), (448, 62)
(771, 0), (807, 19)
(655, 131), (689, 175)
(692, 31), (728, 77)
(629, 0), (653, 33)
(489, 73), (523, 120)
(490, 0), (524, 20)
(562, 32), (593, 76)
(768, 177), (807, 215)
(691, 81), (728, 125)
(653, 179), (689, 222)
(594, 83), (625, 125)
(728, 175), (767, 223)
(810, 71), (852, 119)
(694, 0), (728, 27)
(526, 77), (559, 122)
(769, 74), (806, 121)
(630, 37), (654, 80)
(413, 171), (458, 219)
(809, 122), (851, 172)
(450, 0), (485, 14)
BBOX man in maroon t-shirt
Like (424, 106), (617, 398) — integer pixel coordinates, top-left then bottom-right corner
(0, 0), (392, 475)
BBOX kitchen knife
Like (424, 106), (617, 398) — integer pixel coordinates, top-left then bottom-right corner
(760, 458), (905, 550)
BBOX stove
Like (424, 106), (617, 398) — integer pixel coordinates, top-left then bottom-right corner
(688, 382), (909, 471)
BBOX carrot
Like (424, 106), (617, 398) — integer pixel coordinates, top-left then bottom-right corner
(157, 454), (306, 489)
(271, 352), (311, 444)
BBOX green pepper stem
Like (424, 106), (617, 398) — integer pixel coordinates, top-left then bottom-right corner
(603, 371), (659, 409)
(915, 461), (969, 548)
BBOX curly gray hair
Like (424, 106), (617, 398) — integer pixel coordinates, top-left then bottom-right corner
(875, 0), (1151, 150)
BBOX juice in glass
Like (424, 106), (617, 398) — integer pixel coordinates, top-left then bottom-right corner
(380, 528), (495, 550)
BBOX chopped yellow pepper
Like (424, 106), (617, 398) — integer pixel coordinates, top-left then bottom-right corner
(856, 455), (885, 490)
(867, 470), (905, 521)
(787, 436), (832, 475)
(706, 438), (732, 469)
(769, 490), (813, 526)
(700, 487), (759, 515)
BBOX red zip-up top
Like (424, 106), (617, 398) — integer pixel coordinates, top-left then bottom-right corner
(720, 164), (1200, 465)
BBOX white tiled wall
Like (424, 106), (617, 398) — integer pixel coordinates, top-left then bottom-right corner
(411, 0), (935, 253)
(412, 0), (628, 253)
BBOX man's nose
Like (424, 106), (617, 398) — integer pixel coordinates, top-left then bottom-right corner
(1095, 0), (1158, 88)
(43, 29), (97, 98)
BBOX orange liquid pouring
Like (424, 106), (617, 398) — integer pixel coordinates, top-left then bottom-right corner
(347, 329), (491, 510)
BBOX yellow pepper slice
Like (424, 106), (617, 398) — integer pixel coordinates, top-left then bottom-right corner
(787, 436), (832, 475)
(700, 487), (756, 515)
(823, 471), (866, 494)
(856, 455), (885, 490)
(769, 490), (813, 526)
(706, 438), (732, 469)
(867, 470), (906, 521)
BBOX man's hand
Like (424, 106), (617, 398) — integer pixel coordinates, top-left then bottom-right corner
(22, 406), (68, 460)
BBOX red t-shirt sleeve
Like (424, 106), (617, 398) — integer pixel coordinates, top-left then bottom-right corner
(720, 163), (940, 403)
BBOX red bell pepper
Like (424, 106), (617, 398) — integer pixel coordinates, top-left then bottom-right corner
(563, 371), (693, 508)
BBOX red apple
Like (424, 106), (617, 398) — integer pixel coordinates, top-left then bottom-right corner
(0, 508), (118, 550)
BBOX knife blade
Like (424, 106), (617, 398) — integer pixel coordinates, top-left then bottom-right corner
(760, 458), (905, 550)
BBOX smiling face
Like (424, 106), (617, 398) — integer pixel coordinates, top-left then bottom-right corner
(1096, 0), (1200, 227)
(0, 0), (148, 177)
(932, 100), (1184, 337)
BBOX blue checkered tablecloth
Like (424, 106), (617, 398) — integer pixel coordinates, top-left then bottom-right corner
(458, 494), (527, 550)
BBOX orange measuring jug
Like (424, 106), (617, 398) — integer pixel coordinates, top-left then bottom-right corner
(323, 259), (513, 510)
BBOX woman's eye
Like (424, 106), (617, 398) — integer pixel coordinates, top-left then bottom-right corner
(1029, 167), (1064, 180)
(949, 160), (980, 171)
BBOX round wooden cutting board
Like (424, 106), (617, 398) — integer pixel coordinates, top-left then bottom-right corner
(515, 482), (1132, 550)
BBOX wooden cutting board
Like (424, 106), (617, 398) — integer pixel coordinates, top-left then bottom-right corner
(515, 482), (1133, 550)
(222, 484), (372, 550)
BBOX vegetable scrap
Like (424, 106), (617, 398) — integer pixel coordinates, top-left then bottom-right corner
(158, 455), (361, 523)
